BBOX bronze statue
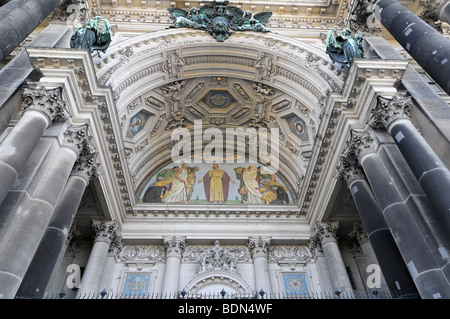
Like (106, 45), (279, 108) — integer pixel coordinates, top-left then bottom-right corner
(168, 0), (272, 42)
(325, 28), (364, 67)
(70, 16), (112, 55)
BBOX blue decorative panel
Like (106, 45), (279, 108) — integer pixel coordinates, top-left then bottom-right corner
(126, 112), (150, 138)
(283, 273), (309, 295)
(201, 90), (237, 108)
(122, 274), (150, 295)
(284, 114), (308, 142)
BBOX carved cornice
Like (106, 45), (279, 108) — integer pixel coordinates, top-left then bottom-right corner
(311, 221), (340, 246)
(368, 95), (412, 130)
(163, 236), (187, 259)
(22, 85), (70, 123)
(248, 237), (271, 259)
(92, 220), (123, 252)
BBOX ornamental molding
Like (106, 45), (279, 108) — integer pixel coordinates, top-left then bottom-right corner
(22, 85), (70, 123)
(368, 95), (412, 130)
(118, 245), (165, 263)
(268, 246), (313, 263)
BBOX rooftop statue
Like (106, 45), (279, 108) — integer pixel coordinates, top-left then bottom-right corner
(168, 0), (272, 42)
(70, 16), (112, 55)
(325, 28), (364, 67)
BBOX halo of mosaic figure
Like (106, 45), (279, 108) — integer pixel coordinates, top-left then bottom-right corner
(167, 0), (272, 42)
(325, 27), (364, 67)
(70, 16), (112, 55)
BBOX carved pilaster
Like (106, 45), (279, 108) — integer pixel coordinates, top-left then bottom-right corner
(369, 95), (412, 130)
(163, 236), (186, 259)
(22, 85), (70, 123)
(311, 221), (340, 246)
(92, 220), (122, 253)
(248, 237), (271, 259)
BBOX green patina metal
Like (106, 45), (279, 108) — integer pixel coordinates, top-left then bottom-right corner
(70, 16), (112, 54)
(325, 28), (364, 67)
(167, 0), (272, 42)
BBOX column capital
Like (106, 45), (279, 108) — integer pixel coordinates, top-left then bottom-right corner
(311, 221), (340, 246)
(335, 152), (366, 186)
(22, 85), (70, 124)
(348, 222), (370, 247)
(347, 128), (378, 161)
(62, 124), (95, 156)
(71, 152), (101, 182)
(248, 236), (271, 259)
(163, 236), (186, 259)
(368, 95), (412, 130)
(92, 220), (122, 252)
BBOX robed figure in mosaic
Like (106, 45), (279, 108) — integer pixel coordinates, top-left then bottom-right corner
(199, 164), (235, 203)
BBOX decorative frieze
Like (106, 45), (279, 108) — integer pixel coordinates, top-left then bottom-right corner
(22, 85), (70, 123)
(268, 246), (313, 263)
(119, 245), (165, 263)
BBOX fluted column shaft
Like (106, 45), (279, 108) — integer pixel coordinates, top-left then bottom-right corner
(248, 237), (272, 297)
(161, 236), (186, 296)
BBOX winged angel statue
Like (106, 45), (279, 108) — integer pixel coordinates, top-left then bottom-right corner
(325, 27), (364, 67)
(168, 0), (272, 42)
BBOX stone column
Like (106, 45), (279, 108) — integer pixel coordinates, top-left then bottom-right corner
(161, 236), (186, 297)
(76, 220), (122, 297)
(0, 85), (69, 206)
(15, 151), (100, 299)
(0, 124), (90, 299)
(347, 127), (450, 298)
(374, 0), (450, 95)
(248, 237), (272, 297)
(311, 221), (353, 294)
(336, 153), (419, 297)
(0, 0), (62, 62)
(370, 95), (450, 248)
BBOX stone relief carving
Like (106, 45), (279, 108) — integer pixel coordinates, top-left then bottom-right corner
(268, 246), (313, 263)
(162, 49), (184, 79)
(255, 52), (276, 81)
(119, 245), (165, 263)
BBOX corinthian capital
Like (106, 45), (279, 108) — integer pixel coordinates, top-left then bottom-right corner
(62, 124), (95, 156)
(311, 221), (340, 246)
(71, 152), (101, 182)
(248, 237), (271, 259)
(92, 220), (122, 252)
(348, 128), (378, 161)
(163, 236), (186, 258)
(22, 85), (70, 123)
(348, 222), (370, 247)
(334, 151), (366, 185)
(368, 95), (412, 130)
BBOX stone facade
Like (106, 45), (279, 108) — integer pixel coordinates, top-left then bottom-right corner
(0, 0), (450, 300)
